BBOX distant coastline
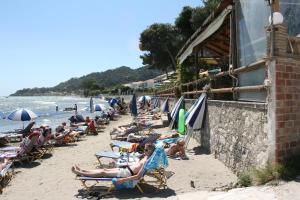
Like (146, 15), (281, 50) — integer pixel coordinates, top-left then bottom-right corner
(10, 66), (161, 97)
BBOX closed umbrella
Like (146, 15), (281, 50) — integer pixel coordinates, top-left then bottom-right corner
(169, 96), (185, 129)
(160, 98), (169, 113)
(130, 94), (137, 117)
(0, 112), (5, 119)
(184, 93), (207, 147)
(152, 97), (160, 109)
(7, 108), (38, 128)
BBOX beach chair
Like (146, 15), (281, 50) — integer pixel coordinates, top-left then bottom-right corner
(33, 129), (54, 159)
(18, 121), (35, 137)
(110, 133), (161, 152)
(0, 162), (13, 194)
(77, 144), (168, 193)
(0, 133), (39, 164)
(94, 151), (142, 167)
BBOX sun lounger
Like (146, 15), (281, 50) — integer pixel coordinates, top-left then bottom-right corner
(77, 144), (168, 193)
(0, 133), (39, 163)
(0, 162), (13, 194)
(94, 151), (142, 167)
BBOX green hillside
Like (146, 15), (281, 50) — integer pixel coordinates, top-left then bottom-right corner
(11, 66), (161, 96)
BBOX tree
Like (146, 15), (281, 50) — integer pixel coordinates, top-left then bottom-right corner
(139, 23), (180, 73)
(175, 6), (195, 41)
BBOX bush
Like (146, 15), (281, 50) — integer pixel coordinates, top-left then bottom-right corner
(253, 164), (281, 185)
(238, 173), (252, 187)
(279, 152), (300, 180)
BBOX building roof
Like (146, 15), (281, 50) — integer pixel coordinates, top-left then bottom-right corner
(176, 0), (233, 64)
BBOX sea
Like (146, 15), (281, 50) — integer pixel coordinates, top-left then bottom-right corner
(0, 96), (108, 132)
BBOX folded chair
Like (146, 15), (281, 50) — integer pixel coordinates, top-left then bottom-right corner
(77, 144), (168, 193)
(0, 162), (13, 194)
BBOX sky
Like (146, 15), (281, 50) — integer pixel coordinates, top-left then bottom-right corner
(0, 0), (201, 96)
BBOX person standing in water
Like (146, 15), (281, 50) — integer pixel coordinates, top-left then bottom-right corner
(74, 104), (78, 114)
(90, 97), (93, 113)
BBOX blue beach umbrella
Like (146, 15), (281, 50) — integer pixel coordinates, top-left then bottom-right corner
(185, 95), (201, 119)
(185, 93), (207, 130)
(7, 108), (38, 128)
(184, 93), (207, 148)
(160, 98), (169, 113)
(0, 112), (5, 119)
(151, 97), (160, 109)
(169, 96), (185, 129)
(94, 104), (107, 112)
(110, 98), (118, 107)
(130, 94), (138, 117)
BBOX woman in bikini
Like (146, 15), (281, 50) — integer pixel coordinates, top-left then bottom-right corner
(71, 143), (155, 184)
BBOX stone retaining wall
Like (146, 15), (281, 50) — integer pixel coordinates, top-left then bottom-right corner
(159, 97), (268, 173)
(201, 100), (268, 173)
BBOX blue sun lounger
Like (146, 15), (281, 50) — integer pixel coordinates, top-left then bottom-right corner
(77, 144), (168, 193)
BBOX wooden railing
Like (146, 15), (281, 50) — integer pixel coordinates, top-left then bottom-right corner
(156, 59), (267, 99)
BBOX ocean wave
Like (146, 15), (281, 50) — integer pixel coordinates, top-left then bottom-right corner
(34, 101), (56, 105)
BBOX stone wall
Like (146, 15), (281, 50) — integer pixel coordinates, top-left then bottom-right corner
(200, 100), (268, 173)
(159, 97), (268, 173)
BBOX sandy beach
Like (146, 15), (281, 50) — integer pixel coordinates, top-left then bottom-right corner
(1, 114), (237, 200)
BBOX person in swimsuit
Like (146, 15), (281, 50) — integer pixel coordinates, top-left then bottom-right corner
(71, 143), (155, 184)
(165, 139), (186, 158)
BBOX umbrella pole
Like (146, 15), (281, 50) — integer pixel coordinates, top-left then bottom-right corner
(23, 121), (24, 129)
(184, 128), (192, 149)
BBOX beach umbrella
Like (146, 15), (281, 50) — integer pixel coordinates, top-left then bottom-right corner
(7, 108), (38, 128)
(184, 93), (207, 148)
(160, 98), (169, 113)
(110, 98), (118, 106)
(185, 96), (201, 119)
(0, 112), (5, 119)
(151, 97), (160, 109)
(130, 94), (138, 117)
(99, 100), (110, 108)
(169, 96), (185, 129)
(185, 93), (207, 130)
(138, 96), (151, 102)
(94, 104), (107, 111)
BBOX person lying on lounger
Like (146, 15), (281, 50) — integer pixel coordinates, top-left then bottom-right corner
(0, 158), (11, 171)
(52, 122), (80, 142)
(165, 139), (186, 159)
(159, 132), (179, 140)
(71, 143), (155, 184)
(111, 125), (138, 136)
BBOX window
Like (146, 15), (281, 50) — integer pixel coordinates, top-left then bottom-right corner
(280, 0), (300, 36)
(236, 0), (270, 66)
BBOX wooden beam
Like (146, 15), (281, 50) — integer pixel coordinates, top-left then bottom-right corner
(205, 43), (228, 55)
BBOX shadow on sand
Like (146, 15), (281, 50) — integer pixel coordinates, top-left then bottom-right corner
(14, 161), (41, 169)
(75, 184), (176, 199)
(192, 146), (210, 155)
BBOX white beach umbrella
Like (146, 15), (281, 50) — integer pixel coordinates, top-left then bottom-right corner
(7, 108), (38, 121)
(7, 108), (38, 128)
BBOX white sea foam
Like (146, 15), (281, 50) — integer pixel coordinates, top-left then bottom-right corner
(34, 101), (56, 105)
